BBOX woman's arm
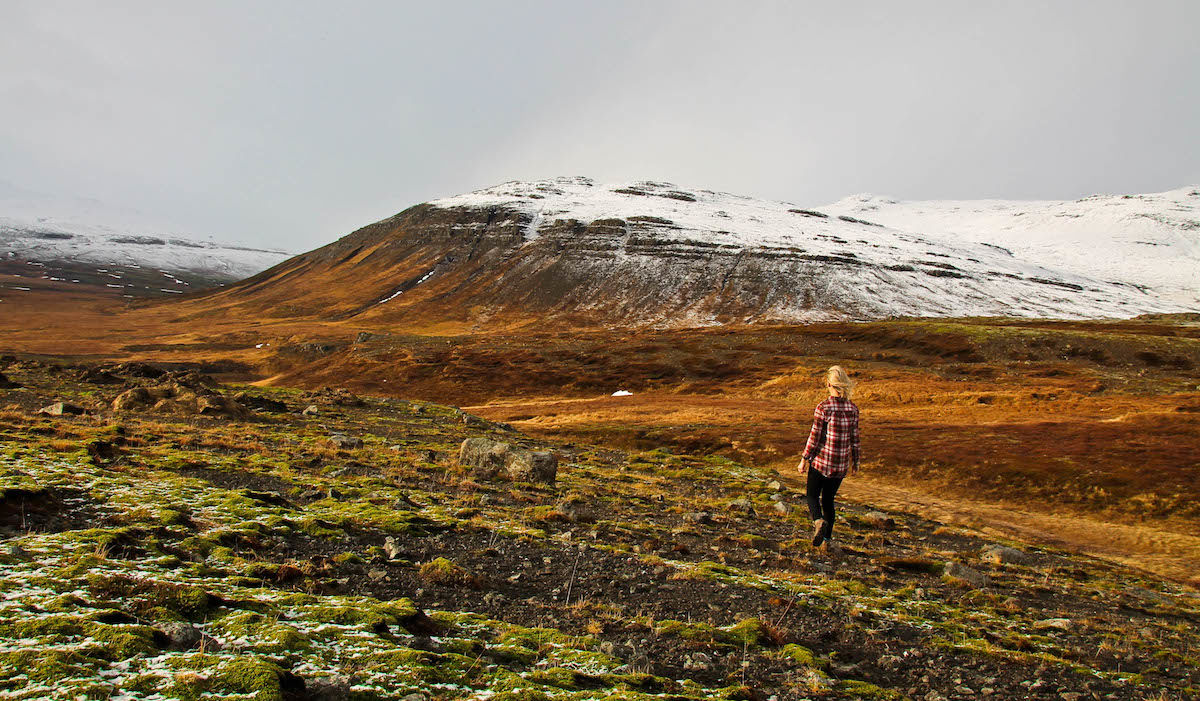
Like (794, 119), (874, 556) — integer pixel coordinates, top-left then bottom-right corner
(850, 408), (861, 474)
(801, 404), (827, 465)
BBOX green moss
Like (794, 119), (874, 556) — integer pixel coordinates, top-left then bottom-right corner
(779, 643), (822, 668)
(834, 679), (907, 699)
(332, 551), (365, 565)
(525, 667), (581, 689)
(219, 657), (285, 701)
(419, 556), (474, 586)
(85, 623), (159, 659)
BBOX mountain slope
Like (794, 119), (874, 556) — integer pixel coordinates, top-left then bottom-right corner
(0, 184), (290, 296)
(182, 177), (1193, 327)
(823, 186), (1200, 308)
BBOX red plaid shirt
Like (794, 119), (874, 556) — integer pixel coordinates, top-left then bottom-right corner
(802, 396), (860, 478)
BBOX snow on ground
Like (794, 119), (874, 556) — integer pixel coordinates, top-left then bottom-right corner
(822, 187), (1200, 308)
(429, 177), (1197, 320)
(0, 182), (291, 282)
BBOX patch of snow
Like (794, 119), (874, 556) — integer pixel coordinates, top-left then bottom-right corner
(611, 390), (633, 397)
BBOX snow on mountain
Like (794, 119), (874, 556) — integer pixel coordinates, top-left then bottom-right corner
(0, 182), (291, 290)
(822, 187), (1200, 308)
(425, 177), (1192, 321)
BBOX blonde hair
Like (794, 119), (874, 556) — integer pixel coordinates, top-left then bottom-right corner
(826, 365), (854, 400)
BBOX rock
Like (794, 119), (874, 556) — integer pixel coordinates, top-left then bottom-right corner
(111, 383), (248, 419)
(399, 693), (428, 701)
(383, 536), (404, 560)
(683, 652), (712, 670)
(943, 561), (990, 588)
(306, 387), (363, 407)
(4, 543), (30, 560)
(458, 438), (557, 484)
(0, 372), (21, 389)
(772, 501), (793, 515)
(307, 674), (353, 701)
(38, 402), (85, 416)
(302, 405), (320, 416)
(862, 511), (896, 529)
(766, 480), (782, 491)
(980, 544), (1028, 565)
(156, 622), (202, 651)
(367, 568), (388, 581)
(728, 497), (755, 514)
(86, 440), (121, 465)
(683, 511), (713, 525)
(329, 434), (364, 450)
(507, 450), (558, 483)
(77, 367), (123, 385)
(111, 361), (166, 379)
(233, 392), (288, 413)
(458, 437), (512, 478)
(1034, 618), (1072, 631)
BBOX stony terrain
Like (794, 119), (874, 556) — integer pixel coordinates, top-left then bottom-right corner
(2, 360), (1198, 700)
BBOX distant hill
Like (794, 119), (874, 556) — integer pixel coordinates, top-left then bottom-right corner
(179, 177), (1195, 327)
(0, 183), (290, 297)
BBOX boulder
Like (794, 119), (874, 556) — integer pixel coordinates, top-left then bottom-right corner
(507, 450), (558, 483)
(943, 561), (990, 588)
(457, 438), (557, 484)
(980, 544), (1028, 565)
(458, 438), (512, 478)
(111, 383), (248, 419)
(38, 402), (85, 416)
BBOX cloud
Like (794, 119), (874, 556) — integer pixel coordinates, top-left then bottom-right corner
(1, 0), (1197, 250)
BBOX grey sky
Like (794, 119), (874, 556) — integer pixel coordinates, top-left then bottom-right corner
(2, 1), (1198, 250)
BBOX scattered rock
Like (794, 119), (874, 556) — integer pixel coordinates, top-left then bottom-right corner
(329, 434), (364, 450)
(0, 372), (21, 389)
(683, 511), (713, 525)
(683, 652), (712, 671)
(111, 361), (166, 379)
(38, 402), (85, 416)
(156, 622), (202, 651)
(86, 440), (121, 465)
(943, 561), (990, 588)
(111, 383), (248, 419)
(981, 544), (1028, 565)
(233, 392), (288, 413)
(766, 480), (782, 491)
(302, 405), (320, 416)
(728, 497), (755, 514)
(77, 367), (123, 385)
(862, 511), (896, 529)
(305, 387), (363, 407)
(772, 501), (793, 515)
(1034, 618), (1073, 631)
(307, 674), (353, 701)
(383, 536), (404, 560)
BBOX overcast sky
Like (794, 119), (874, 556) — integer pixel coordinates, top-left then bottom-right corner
(2, 1), (1198, 251)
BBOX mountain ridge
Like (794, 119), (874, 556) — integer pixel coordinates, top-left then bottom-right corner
(181, 177), (1195, 327)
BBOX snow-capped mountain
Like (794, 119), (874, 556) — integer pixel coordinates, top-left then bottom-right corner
(0, 183), (291, 296)
(823, 187), (1200, 309)
(187, 177), (1195, 326)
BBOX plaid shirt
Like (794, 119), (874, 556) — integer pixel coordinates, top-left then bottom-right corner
(802, 396), (860, 478)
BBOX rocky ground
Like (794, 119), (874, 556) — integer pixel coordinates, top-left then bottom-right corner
(1, 359), (1198, 700)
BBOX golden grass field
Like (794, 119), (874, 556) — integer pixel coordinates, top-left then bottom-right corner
(4, 279), (1198, 585)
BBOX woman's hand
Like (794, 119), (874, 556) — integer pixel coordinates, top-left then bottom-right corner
(797, 458), (810, 474)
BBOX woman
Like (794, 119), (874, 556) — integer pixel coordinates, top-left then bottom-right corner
(798, 365), (860, 547)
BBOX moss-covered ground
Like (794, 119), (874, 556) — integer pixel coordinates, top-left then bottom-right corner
(0, 360), (1198, 699)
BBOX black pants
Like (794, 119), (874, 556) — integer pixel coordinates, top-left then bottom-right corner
(806, 468), (843, 535)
